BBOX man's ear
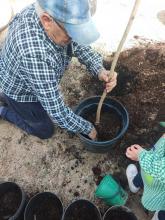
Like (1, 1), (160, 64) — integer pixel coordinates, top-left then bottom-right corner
(40, 13), (52, 30)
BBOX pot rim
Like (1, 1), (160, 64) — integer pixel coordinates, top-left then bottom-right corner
(24, 191), (64, 219)
(103, 205), (137, 219)
(62, 198), (102, 220)
(76, 96), (129, 144)
(0, 181), (26, 220)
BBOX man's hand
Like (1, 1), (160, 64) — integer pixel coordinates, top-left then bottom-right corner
(88, 127), (97, 141)
(126, 144), (143, 161)
(98, 69), (117, 93)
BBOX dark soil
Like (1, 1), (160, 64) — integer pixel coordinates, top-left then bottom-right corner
(84, 111), (122, 141)
(92, 166), (104, 185)
(92, 166), (102, 176)
(0, 190), (21, 220)
(33, 198), (61, 220)
(104, 208), (137, 220)
(80, 65), (138, 98)
(95, 176), (104, 186)
(63, 202), (100, 220)
(73, 191), (80, 197)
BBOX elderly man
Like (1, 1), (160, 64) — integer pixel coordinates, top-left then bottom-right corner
(0, 0), (117, 140)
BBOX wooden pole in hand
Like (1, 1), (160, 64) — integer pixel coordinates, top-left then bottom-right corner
(95, 0), (141, 125)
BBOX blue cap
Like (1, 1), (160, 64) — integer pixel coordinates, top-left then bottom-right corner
(37, 0), (100, 45)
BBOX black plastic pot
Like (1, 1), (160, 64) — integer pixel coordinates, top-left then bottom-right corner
(62, 199), (102, 220)
(24, 192), (63, 220)
(74, 96), (129, 153)
(0, 181), (27, 220)
(103, 206), (137, 220)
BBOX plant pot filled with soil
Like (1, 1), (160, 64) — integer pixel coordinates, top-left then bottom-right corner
(62, 199), (102, 220)
(0, 181), (27, 220)
(74, 96), (129, 153)
(24, 192), (63, 220)
(103, 206), (137, 220)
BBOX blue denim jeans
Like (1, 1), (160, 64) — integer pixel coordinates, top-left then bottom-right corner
(133, 173), (165, 220)
(1, 94), (54, 139)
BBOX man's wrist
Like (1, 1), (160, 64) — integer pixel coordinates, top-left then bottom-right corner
(81, 122), (94, 136)
(87, 125), (95, 135)
(98, 67), (106, 80)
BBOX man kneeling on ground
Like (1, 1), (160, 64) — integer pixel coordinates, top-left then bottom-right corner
(0, 0), (117, 140)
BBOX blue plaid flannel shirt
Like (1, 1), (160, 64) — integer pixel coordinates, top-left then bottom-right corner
(0, 4), (103, 135)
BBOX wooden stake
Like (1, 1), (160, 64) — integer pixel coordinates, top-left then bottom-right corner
(95, 0), (141, 125)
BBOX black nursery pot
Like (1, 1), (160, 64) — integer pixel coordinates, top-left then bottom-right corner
(24, 192), (63, 220)
(74, 96), (129, 153)
(0, 181), (27, 220)
(103, 206), (137, 220)
(62, 199), (102, 220)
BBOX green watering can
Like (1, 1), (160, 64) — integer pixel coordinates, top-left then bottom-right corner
(95, 175), (128, 206)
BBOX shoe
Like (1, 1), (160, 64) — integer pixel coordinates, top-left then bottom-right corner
(151, 211), (159, 220)
(126, 164), (140, 193)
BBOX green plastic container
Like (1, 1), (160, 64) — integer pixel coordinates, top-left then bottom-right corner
(95, 175), (128, 206)
(159, 121), (165, 127)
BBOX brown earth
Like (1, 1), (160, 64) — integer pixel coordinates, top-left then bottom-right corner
(0, 42), (164, 220)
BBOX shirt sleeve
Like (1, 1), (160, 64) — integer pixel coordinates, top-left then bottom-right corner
(72, 41), (104, 76)
(21, 56), (93, 135)
(139, 137), (165, 183)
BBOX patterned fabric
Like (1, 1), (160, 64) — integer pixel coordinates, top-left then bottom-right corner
(139, 137), (165, 211)
(0, 4), (103, 135)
